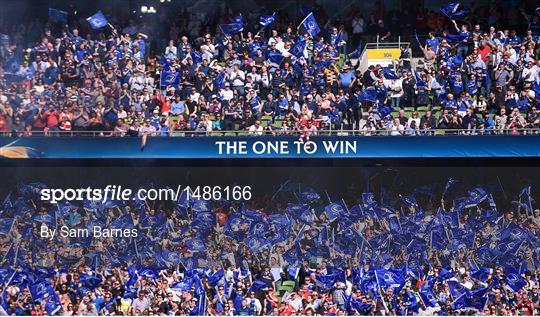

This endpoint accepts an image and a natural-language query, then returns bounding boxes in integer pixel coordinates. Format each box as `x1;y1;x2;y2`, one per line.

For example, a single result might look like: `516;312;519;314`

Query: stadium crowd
0;3;539;136
0;179;538;315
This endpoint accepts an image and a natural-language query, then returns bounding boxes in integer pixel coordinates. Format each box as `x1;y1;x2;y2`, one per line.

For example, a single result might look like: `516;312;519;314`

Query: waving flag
18;182;47;199
299;188;320;203
259;12;277;26
465;186;488;208
382;67;399;80
375;269;405;290
29;280;62;315
519;186;533;214
160;71;180;88
80;274;102;290
316;272;343;289
452;287;489;311
48;8;68;23
448;280;470;298
86;11;109;29
419;289;438;307
33;210;57;228
324;200;347;221
359;87;378;103
440;3;470;20
220;22;243;35
471;267;493;282
289;39;306;58
300;12;320;38
0;218;13;235
505;268;526;292
267;51;284;65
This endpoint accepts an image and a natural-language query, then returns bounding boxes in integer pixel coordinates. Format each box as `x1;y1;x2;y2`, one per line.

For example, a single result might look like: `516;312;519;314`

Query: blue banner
0;136;539;159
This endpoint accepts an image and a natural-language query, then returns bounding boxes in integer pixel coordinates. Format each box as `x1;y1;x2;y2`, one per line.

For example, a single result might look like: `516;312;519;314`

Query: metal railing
1;128;539;137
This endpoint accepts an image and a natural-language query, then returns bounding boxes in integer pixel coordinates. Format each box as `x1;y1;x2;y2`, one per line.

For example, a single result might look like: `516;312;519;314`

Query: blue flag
300;12;320;37
0;218;13;235
447;280;470;298
519;186;533;214
208;269;225;286
505;268;526;292
33;210;57;228
465;186;488;207
324;200;347;221
440;3;470;20
18;182;47;199
86;11;109;29
471;268;492;282
382;67;399;80
80;274;102;290
248;279;268;292
48;8;68;23
220;22;243;35
191;50;203;64
160;71;180;88
172;276;195;291
359;87;378;103
259;12;276;26
452;287;488;311
289;39;306;58
29;280;62;315
267;51;284;65
316;272;342;289
419;289;438;307
375;269;405;290
299;188;320;203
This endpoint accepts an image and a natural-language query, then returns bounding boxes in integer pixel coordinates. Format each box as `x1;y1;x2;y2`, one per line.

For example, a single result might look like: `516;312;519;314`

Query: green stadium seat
282;280;296;288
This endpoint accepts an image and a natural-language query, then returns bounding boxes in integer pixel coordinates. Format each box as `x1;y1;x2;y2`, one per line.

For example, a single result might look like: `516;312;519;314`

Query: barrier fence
1;128;539;137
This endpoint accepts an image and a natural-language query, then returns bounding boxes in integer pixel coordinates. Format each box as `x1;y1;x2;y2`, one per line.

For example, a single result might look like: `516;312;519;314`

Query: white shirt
249;125;263;135
220;88;234;101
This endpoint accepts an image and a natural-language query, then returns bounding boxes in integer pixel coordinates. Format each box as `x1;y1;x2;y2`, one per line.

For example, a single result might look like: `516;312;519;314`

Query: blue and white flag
299;188;320;203
259;12;277;27
220;22;243;35
447;280;470;298
419;289;438;307
375;269;405;290
382;67;399;80
471;267;493;282
465;186;488;208
0;218;13;235
160;71;180;88
316;272;342;289
440;3;469;20
86;11;109;29
331;31;344;47
324;200;347;221
80;274;102;290
48;8;68;23
505;268;526;292
267;51;284;65
289;39;306;58
519;186;533;214
18;182;47;199
300;12;320;38
33;210;57;228
29;280;62;315
359;88;378;103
